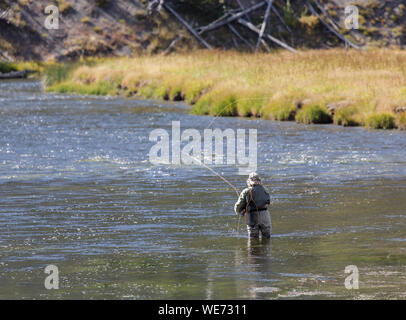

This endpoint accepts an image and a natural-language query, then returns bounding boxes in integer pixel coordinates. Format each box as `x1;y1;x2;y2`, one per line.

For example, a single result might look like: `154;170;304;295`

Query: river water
1;80;406;299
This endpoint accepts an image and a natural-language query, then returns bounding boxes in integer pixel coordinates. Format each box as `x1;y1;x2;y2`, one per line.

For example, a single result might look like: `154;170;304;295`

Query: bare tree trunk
256;0;274;52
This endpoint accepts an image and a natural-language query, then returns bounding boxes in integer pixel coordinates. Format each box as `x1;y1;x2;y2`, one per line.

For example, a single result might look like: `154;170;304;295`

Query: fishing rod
183;150;243;234
178;97;266;234
186;153;240;197
202;97;268;234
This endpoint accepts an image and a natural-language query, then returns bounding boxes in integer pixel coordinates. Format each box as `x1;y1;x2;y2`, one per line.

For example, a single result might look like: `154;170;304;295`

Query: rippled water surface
1;80;406;299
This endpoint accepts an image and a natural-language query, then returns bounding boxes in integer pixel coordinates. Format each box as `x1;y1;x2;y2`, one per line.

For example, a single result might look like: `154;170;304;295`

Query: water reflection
247;238;274;299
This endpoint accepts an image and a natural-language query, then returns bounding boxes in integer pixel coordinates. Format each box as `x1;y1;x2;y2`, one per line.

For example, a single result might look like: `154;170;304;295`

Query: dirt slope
0;0;197;61
0;0;405;61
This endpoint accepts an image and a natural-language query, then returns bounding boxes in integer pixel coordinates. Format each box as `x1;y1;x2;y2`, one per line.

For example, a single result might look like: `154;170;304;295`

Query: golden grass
45;49;406;129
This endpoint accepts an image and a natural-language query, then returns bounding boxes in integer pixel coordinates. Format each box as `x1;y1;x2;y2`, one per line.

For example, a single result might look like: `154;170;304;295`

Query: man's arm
234;188;249;215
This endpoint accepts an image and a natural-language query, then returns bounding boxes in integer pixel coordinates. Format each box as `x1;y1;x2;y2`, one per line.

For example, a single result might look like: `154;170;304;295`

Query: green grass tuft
365;113;396;129
48;80;116;96
264;99;297;121
0;62;18;73
153;84;169;100
296;104;333;124
191;95;211;115
169;84;184;101
237;96;264;117
210;94;238;117
334;106;360;127
138;83;157;99
43;63;80;86
184;82;208;105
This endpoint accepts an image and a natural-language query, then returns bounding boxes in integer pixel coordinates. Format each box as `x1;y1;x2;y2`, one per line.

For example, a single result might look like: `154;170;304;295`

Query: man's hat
247;172;261;186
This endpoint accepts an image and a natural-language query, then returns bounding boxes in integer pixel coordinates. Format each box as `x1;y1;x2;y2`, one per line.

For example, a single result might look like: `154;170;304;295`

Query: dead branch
227;24;254;49
162;3;212;49
306;1;360;50
235;0;253;23
199;1;267;34
0;8;10;21
313;0;339;31
163;35;183;55
260;38;271;52
231;36;240;50
238;18;297;53
196;12;230;33
271;6;292;34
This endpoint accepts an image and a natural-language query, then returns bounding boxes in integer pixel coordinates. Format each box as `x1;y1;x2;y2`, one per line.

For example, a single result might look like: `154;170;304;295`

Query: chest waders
237;190;255;234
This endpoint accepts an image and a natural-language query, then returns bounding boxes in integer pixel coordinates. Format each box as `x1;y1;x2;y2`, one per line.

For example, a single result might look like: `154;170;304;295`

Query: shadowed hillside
0;0;405;61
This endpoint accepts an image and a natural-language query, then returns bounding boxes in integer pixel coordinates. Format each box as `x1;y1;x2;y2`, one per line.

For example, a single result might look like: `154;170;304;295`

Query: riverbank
41;49;406;130
0;60;43;78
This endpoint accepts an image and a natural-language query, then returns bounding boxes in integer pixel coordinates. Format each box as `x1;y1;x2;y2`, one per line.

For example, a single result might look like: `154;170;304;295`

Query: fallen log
0;70;34;80
238;18;297;53
196;13;230;33
199;1;267;34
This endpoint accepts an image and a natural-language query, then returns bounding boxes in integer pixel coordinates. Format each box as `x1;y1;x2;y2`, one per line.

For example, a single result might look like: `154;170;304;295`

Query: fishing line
182;96;270;190
180;96;269;233
203;96;272;234
183;152;243;235
184;152;240;197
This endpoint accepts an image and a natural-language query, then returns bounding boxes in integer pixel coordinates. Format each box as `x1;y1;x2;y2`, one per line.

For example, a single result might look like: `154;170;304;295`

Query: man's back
247;184;270;212
234;184;270;214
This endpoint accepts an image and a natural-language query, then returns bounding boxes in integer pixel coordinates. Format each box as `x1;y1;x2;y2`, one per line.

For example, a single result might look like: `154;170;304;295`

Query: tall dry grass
45;49;406;129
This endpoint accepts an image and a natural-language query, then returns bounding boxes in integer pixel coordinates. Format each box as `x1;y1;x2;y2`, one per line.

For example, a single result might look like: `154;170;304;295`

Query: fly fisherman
234;173;271;239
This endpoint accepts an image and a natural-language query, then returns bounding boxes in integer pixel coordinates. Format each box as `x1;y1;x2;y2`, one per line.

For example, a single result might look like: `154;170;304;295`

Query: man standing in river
234;173;271;239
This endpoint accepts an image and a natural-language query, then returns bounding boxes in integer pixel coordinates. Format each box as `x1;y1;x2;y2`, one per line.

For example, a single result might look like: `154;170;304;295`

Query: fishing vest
245;185;270;226
245;185;270;214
